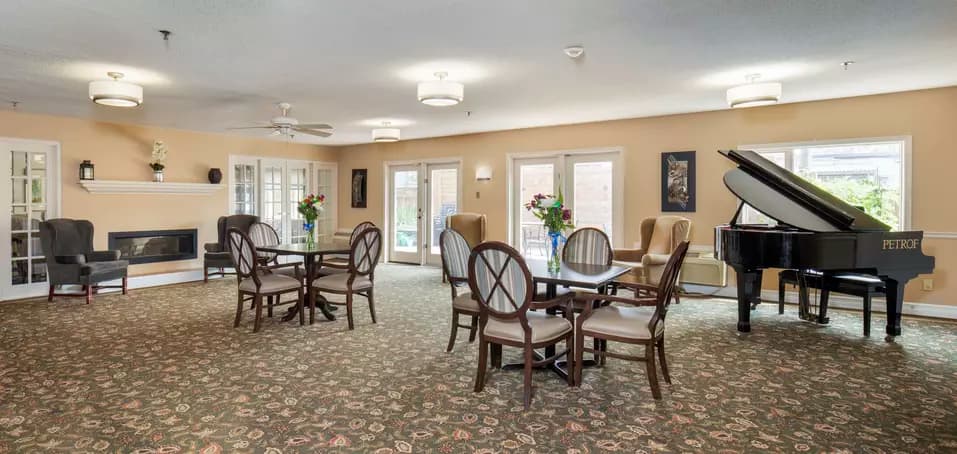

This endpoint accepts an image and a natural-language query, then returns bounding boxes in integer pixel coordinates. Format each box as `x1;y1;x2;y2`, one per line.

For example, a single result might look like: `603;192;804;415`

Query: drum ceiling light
726;74;781;108
417;71;464;107
372;122;400;142
89;72;143;107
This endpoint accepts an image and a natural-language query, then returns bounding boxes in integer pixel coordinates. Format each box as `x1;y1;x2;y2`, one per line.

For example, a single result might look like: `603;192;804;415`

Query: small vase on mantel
153;169;164;182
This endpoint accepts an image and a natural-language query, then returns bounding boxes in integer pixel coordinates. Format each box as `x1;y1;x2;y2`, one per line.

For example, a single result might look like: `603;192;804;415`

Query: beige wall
0;110;336;276
336;87;957;306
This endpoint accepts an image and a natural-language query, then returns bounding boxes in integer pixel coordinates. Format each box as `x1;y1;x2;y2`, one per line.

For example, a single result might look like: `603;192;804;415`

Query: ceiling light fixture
88;72;143;107
726;74;781;108
372;122;400;142
417;71;464;107
563;45;585;59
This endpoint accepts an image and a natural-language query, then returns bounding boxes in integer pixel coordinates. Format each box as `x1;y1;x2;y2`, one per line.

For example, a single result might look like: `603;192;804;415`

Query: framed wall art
661;151;696;212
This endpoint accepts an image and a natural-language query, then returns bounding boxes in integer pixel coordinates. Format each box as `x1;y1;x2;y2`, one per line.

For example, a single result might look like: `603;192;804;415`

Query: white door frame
425;162;463;266
1;137;62;301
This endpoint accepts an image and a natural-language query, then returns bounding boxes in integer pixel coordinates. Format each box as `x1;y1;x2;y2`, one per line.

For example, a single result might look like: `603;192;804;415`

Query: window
740;138;910;231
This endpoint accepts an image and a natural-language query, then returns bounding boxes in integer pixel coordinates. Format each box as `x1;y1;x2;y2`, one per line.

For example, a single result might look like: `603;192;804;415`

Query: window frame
738;136;912;230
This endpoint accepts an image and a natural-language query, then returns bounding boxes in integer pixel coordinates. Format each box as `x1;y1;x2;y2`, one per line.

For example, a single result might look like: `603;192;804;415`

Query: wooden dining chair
320;221;376;276
562;227;614;360
573;241;689;398
440;228;479;352
227;228;305;333
311;226;382;329
468;241;575;409
248;222;304;317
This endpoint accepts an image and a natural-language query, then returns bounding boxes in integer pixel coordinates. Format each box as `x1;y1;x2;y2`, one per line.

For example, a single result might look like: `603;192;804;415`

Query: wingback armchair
445;213;486;248
40;219;128;304
613;216;691;286
204;214;259;282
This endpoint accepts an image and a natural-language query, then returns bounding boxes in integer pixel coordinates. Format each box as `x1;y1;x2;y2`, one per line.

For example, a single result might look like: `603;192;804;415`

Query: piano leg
883;276;907;342
734;267;763;333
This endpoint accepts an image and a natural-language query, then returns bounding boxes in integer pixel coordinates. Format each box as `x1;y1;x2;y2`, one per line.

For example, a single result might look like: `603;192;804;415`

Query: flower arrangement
524;189;574;272
150;140;167;172
298;193;325;247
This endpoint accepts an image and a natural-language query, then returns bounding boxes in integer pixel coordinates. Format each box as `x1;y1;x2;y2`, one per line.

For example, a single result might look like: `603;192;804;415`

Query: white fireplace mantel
79;180;224;195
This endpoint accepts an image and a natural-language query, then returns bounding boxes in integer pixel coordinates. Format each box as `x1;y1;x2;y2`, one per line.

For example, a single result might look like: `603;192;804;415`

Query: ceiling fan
229;102;333;138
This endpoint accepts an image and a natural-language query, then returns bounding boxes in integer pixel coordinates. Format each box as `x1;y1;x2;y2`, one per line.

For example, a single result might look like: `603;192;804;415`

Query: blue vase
547;231;562;273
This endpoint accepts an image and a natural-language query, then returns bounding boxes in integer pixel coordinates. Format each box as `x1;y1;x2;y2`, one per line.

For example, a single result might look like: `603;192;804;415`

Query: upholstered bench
778;269;885;336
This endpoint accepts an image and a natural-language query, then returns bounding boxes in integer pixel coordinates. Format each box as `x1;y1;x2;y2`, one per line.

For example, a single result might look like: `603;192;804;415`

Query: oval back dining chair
468;241;575;409
227;228;304;333
563;227;613;266
573;241;690;399
440;228;479;351
311;226;382;329
248;222;281;266
321;221;377;275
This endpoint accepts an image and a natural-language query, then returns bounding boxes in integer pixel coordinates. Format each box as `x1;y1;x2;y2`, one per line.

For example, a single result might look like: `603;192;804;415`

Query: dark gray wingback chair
204;214;259;282
40;219;129;304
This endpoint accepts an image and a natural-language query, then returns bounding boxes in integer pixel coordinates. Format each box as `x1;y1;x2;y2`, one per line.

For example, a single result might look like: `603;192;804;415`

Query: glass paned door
389;165;421;263
513;158;557;259
261;161;285;239
314;163;337;243
232;163;256;215
566;155;617;245
2;140;58;300
426;164;459;265
287;163;309;244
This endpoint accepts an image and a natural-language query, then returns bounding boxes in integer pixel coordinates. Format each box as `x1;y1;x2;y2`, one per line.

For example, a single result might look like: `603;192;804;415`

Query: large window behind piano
739;137;910;231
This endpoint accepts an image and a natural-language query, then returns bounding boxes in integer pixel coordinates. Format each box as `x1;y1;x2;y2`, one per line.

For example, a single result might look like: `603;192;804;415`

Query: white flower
539;197;558;208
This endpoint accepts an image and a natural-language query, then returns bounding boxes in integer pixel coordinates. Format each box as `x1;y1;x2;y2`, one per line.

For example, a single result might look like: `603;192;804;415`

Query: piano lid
719;149;890;232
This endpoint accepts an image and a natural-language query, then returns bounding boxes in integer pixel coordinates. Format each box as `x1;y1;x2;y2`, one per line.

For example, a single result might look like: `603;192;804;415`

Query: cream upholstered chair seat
581;305;663;340
452;291;480;312
614;216;691;285
484;312;573;344
313;272;373;292
239;273;302;293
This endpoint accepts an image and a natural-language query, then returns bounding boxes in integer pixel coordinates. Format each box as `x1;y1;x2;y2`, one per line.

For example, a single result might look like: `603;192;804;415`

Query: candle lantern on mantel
79;160;95;180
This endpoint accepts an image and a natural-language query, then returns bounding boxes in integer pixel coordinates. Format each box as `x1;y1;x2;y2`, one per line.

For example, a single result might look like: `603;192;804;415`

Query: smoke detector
563;45;585;59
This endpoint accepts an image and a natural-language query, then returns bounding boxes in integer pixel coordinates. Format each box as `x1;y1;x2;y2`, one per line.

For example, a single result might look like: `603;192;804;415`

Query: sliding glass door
389;165;421;263
387;161;460;264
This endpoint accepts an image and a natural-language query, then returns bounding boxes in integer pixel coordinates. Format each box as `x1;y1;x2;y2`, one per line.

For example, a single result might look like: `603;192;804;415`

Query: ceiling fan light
417;72;464;107
88;73;143;107
372;127;401;142
726;82;781;108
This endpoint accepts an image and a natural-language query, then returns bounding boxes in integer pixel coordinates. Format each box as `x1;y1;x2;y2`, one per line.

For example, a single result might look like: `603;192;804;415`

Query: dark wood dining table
505;259;631;380
257;242;351;322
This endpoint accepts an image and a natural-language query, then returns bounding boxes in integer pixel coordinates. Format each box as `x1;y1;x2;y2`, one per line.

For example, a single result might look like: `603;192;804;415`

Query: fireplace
108;229;198;265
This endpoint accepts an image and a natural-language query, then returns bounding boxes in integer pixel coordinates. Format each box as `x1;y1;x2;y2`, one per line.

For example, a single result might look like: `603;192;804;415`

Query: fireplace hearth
108;229;198;265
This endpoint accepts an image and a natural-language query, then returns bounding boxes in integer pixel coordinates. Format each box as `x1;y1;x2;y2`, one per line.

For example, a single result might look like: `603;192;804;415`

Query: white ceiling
1;0;956;145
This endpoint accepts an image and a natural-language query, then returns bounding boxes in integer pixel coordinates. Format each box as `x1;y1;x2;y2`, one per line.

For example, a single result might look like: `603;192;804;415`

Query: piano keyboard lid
719;149;891;233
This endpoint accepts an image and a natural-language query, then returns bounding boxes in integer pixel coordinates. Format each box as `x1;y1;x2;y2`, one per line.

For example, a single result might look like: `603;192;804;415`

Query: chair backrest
351;221;376;244
440;228;471;284
446;213;486;248
217;214;259;248
468;241;533;319
227;227;259;283
39;218;95;258
640;216;692;255
649;241;690;329
248;222;280;264
349;227;382;276
562;227;613;265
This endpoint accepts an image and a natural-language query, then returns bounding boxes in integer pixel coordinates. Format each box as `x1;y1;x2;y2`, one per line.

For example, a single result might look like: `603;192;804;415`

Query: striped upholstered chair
440;228;480;351
562;227;614;306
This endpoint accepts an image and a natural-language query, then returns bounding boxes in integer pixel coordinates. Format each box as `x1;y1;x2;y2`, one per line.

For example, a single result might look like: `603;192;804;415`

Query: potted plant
150;140;167;182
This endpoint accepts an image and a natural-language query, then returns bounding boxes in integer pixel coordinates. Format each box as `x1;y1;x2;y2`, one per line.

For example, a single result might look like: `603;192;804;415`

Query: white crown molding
925;232;957;240
79;180;224;195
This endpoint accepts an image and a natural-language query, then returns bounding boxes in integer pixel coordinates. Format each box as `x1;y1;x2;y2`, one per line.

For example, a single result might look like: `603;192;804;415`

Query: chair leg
309;289;316;325
863;294;872;337
565;335;574;386
491;344;502;369
122;277;128;295
474;339;488;392
523;346;534;409
657;337;671;384
574;332;586;387
297;287;305;326
593;338;601;364
345;292;355;330
446;311;460;352
234;293;244;328
85;285;93;304
367;288;377;324
204;267;208;283
468;316;478;342
48;284;54;302
600;340;607;366
673;292;680;305
253;294;264;333
267;296;273;318
645;343;661;399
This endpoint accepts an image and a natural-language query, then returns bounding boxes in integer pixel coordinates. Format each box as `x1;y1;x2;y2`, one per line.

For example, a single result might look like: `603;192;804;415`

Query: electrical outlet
475;191;480;199
922;278;934;291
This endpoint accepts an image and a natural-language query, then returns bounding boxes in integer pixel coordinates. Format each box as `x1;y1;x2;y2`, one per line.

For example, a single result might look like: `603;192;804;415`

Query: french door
387;161;460;264
511;151;621;257
0;139;60;300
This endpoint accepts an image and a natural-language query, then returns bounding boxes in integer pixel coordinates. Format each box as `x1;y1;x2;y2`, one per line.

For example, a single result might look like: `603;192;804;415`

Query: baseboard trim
0;269;228;302
681;284;957;320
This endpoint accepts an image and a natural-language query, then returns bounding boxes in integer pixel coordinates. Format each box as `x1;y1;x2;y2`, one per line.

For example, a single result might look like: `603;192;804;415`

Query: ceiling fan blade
227;126;276;130
292;127;332;137
295;123;333;130
271;130;282;136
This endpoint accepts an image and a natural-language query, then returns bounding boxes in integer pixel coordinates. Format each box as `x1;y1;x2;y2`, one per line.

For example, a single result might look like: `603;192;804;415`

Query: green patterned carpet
1;264;955;453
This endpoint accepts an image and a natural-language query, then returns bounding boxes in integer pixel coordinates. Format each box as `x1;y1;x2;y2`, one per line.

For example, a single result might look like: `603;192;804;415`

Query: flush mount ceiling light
88;72;143;107
726;74;781;108
372;122;400;142
417;71;464;107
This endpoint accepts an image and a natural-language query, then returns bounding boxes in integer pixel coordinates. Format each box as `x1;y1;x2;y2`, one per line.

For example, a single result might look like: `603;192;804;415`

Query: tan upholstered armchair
613;216;691;286
445;213;486;248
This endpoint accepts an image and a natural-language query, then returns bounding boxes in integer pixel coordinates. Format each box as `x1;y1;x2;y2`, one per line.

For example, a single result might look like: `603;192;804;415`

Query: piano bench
778;270;885;336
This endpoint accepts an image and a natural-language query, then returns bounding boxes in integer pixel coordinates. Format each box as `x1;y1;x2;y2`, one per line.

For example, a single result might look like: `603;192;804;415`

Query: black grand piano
715;149;935;341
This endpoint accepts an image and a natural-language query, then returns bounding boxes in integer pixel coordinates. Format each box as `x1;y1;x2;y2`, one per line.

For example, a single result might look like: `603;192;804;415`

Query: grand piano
715;149;935;341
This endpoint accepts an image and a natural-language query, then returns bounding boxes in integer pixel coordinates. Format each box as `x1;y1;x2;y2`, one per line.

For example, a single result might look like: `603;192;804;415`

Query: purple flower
561;208;571;221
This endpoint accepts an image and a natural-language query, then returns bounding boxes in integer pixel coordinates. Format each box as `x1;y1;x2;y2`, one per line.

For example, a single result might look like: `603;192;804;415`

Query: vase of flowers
525;190;574;273
298;193;325;248
150;140;167;182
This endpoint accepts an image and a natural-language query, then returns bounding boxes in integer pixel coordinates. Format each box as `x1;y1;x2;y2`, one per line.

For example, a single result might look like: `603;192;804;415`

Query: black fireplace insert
108;229;198;265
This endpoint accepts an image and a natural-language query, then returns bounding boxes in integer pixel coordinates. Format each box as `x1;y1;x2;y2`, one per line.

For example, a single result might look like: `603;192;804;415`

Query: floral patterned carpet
1;264;956;453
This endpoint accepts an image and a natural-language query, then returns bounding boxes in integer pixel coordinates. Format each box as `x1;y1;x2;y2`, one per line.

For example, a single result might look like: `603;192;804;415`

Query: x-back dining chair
311;226;382;329
573;241;690;399
320;221;376;276
468;241;575;409
227;227;305;333
440;228;479;351
248;222;304;317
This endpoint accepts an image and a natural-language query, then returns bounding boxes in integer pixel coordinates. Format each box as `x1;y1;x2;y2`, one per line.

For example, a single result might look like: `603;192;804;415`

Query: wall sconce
475;165;493;181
